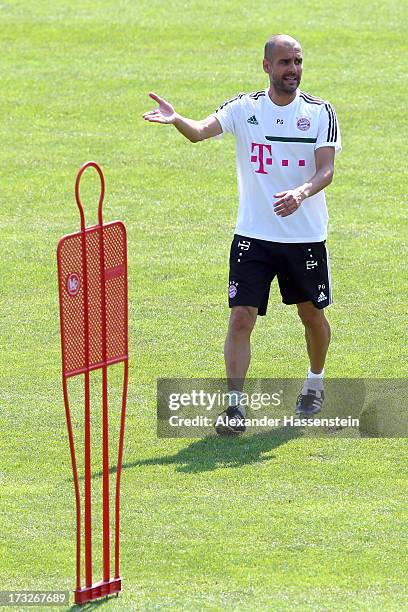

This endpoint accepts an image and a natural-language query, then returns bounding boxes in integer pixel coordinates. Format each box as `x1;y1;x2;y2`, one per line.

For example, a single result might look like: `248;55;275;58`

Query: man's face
263;44;303;93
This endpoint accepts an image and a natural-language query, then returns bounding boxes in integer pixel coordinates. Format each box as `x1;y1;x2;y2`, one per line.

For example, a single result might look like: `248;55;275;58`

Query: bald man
143;34;341;435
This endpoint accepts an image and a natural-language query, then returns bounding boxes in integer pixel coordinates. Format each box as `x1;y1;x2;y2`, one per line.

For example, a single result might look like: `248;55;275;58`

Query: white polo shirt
213;88;341;243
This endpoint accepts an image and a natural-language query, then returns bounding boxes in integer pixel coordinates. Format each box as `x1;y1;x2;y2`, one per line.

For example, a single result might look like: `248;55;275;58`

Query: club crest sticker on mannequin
67;273;80;296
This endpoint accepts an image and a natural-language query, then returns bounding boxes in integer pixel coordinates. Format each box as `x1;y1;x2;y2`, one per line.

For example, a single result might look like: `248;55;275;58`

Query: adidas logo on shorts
247;115;258;125
317;291;327;303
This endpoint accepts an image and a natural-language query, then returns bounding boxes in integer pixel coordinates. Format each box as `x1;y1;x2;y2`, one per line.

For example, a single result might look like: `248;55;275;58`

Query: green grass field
1;0;407;610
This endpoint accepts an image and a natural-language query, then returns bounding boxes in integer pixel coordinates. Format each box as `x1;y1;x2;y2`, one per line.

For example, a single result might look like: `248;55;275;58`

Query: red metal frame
57;162;128;605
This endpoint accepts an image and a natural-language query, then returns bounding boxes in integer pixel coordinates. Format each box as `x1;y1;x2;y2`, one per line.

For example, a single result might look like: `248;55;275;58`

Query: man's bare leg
224;306;258;391
215;306;258;435
297;301;331;374
296;301;330;413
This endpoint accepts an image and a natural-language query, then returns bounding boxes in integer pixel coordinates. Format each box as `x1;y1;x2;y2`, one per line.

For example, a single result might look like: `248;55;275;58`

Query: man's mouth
284;76;297;84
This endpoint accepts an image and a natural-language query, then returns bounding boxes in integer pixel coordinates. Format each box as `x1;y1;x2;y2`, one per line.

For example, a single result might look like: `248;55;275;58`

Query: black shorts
228;234;332;316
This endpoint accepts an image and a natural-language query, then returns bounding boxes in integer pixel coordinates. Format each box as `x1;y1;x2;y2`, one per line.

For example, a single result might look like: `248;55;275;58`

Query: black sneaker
295;389;324;415
214;406;246;436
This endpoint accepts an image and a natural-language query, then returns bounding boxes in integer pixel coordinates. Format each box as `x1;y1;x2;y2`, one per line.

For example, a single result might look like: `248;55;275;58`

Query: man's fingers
273;192;290;206
273;197;289;207
274;202;297;216
143;116;168;124
149;91;164;104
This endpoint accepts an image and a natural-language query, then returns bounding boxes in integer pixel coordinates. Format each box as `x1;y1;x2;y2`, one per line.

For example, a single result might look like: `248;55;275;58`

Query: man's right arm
143;92;222;143
173;114;222;142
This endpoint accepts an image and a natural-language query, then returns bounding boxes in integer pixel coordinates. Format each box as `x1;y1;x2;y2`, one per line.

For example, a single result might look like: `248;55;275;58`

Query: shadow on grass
68;593;118;611
70;428;303;483
107;426;302;475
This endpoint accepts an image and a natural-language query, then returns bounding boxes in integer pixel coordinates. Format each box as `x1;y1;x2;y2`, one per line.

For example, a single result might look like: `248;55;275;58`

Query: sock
303;368;324;393
228;390;245;417
308;367;324;379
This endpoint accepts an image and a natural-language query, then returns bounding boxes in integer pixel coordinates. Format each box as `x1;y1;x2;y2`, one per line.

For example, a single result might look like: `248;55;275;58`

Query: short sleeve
315;103;342;154
212;94;244;136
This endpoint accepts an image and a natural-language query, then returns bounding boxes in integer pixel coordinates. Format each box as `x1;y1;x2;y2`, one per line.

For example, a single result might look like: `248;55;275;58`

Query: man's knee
297;302;327;328
228;306;257;334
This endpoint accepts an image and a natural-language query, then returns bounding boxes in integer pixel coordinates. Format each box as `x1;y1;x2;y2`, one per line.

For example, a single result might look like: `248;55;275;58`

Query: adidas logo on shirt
317;291;327;303
247;115;258;125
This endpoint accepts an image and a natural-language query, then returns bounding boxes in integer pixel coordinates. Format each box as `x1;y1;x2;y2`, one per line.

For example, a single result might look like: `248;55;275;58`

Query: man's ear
263;58;271;74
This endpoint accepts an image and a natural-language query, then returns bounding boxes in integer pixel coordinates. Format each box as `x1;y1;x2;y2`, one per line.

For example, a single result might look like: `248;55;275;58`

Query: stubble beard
273;75;301;94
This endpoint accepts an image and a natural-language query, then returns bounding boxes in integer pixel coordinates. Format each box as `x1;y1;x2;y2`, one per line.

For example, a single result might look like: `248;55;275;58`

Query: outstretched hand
143;92;177;124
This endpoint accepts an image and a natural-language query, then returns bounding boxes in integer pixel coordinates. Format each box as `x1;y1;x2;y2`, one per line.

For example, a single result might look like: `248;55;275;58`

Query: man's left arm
273;146;335;217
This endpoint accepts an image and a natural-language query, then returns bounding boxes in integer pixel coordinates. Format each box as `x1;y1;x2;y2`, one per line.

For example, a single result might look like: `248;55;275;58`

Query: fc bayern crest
229;283;238;299
67;273;80;296
297;117;311;131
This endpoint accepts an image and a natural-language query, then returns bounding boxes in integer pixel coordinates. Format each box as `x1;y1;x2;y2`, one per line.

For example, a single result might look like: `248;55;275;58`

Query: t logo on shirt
250;141;306;173
250;143;272;174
